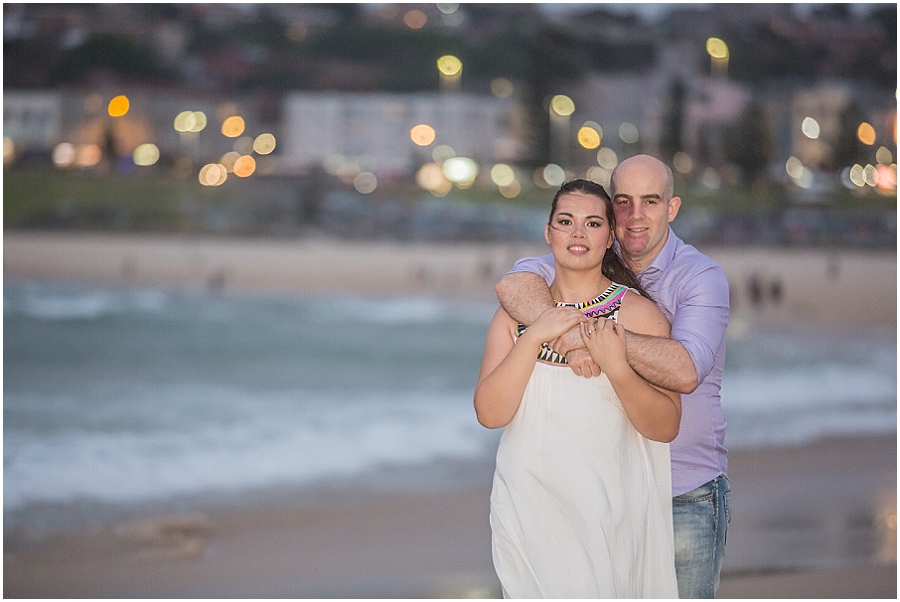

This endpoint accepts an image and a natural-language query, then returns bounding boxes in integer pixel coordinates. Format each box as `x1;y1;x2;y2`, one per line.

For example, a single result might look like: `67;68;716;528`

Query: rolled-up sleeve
506;253;555;286
670;264;729;383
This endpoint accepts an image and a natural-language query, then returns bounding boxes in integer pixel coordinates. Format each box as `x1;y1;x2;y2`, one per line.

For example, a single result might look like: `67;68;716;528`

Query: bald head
611;154;675;202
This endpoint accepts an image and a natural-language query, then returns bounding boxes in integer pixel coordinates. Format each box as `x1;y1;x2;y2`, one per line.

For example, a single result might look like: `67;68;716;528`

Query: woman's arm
582;293;682;442
474;305;585;429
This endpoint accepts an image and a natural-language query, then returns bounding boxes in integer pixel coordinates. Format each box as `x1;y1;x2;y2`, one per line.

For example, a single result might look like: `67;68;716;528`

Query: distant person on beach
495;155;730;598
474;179;681;597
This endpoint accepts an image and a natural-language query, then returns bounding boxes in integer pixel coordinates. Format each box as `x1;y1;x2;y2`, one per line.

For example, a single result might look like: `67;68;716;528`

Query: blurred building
4;91;62;153
280;92;522;176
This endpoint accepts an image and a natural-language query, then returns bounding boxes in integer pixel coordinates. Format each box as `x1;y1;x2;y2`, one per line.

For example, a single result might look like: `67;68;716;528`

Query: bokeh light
499;180;521;199
442;156;478;183
253;133;276;155
190;111;207;133
875;146;893;165
221;116;246;138
801;117;820;139
619;122;639;144
876;164;897;191
586;166;611;187
437;3;459;13
354;172;377;194
233;136;254;155
706;37;729;59
785;156;804;179
416;162;452;196
404;9;427;29
220;151;241;173
76;144;102;168
233;155;256;178
490;163;516;187
4;137;15;165
848;164;865;187
52;142;76;167
857;122;876;145
437;55;462;77
673;151;693;174
199;163;227;186
286;21;309;42
432;144;455;164
543;163;566;187
701;167;722;189
596;147;618;170
490;78;514;98
107;95;130;117
577;125;601;149
550;95;575;117
410;124;437;146
863;164;878;187
174;110;207;133
133;143;160;166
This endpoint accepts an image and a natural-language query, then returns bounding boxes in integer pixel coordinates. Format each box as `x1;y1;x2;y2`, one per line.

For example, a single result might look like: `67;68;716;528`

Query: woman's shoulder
618;288;670;337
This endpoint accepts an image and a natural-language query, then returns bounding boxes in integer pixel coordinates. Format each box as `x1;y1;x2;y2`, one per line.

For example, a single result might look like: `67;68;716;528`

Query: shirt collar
637;227;678;276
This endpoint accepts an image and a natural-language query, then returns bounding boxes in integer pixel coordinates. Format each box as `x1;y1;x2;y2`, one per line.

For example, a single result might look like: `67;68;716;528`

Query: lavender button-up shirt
507;228;729;496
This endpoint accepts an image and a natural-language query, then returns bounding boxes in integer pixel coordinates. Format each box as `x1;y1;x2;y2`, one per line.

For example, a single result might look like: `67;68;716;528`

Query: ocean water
4;279;896;529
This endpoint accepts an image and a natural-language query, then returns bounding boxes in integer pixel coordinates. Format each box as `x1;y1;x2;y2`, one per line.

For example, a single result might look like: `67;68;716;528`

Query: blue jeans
673;475;731;598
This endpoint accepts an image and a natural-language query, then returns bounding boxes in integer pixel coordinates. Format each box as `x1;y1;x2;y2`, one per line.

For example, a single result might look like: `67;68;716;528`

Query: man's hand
548;325;585;357
565;348;602;378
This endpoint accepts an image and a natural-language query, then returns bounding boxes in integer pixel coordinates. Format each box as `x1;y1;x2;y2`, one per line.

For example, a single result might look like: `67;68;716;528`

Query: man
495;154;730;598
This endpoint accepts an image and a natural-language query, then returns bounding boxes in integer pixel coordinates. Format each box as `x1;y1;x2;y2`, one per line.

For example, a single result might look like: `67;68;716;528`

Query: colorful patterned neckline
516;282;629;366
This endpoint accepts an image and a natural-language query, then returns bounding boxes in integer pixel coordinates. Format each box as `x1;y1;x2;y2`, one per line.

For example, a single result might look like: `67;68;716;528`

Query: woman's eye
588;221;602;228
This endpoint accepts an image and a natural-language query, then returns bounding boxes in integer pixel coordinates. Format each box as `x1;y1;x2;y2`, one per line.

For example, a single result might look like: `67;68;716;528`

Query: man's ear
667;196;682;223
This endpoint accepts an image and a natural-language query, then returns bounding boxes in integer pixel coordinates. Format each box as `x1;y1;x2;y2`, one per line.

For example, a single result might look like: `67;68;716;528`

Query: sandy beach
4;434;896;598
3;231;897;326
3;231;897;598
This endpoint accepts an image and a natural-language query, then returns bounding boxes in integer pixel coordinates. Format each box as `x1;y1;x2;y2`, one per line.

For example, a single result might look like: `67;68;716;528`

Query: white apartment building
280;92;521;175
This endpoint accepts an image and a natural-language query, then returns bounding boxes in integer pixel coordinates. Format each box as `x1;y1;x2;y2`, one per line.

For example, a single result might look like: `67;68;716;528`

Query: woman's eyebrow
555;212;604;220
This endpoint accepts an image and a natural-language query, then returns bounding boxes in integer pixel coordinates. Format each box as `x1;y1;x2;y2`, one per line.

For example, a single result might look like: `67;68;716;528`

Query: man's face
611;159;680;272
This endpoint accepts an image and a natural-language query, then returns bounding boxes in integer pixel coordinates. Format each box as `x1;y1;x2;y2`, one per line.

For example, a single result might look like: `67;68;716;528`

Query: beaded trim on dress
516;282;629;366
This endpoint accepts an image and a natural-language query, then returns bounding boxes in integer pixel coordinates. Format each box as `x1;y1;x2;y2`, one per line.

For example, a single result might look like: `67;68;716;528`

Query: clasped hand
530;310;628;379
580;317;628;378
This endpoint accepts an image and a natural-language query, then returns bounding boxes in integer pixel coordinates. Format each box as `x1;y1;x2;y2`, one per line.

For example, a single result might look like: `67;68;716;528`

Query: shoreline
4;433;896;598
4;230;897;326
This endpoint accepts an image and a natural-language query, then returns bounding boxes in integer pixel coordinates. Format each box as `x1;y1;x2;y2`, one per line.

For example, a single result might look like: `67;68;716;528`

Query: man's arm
626;265;729;394
494;271;554;326
624;332;697;393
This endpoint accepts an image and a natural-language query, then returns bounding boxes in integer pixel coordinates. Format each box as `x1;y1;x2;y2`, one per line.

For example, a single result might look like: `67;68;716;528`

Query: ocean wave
3;388;495;511
4;282;168;321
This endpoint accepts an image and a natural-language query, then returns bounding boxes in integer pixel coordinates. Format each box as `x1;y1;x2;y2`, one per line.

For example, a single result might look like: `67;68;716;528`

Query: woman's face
545;191;613;270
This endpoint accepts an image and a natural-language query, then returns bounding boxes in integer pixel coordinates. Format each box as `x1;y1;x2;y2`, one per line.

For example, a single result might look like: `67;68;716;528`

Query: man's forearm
495;272;554;325
625;331;699;394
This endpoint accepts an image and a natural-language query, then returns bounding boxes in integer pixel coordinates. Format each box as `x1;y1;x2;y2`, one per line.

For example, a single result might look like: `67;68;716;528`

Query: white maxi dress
489;285;678;598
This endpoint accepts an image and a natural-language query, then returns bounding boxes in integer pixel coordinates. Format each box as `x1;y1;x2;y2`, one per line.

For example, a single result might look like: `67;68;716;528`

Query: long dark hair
549;179;651;300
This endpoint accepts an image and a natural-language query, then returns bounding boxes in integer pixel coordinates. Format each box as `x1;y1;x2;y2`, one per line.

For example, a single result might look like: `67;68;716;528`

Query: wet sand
4;434;895;598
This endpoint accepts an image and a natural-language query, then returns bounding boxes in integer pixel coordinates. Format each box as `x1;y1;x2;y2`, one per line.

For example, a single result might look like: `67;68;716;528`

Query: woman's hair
549;179;651;300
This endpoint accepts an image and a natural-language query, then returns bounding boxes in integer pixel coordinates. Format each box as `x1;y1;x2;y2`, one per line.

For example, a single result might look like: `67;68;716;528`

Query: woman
474;179;680;598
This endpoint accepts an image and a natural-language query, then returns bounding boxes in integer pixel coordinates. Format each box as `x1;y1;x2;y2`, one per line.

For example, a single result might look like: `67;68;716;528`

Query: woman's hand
581;317;629;377
519;306;586;346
